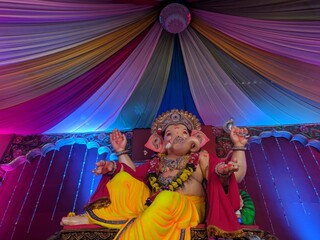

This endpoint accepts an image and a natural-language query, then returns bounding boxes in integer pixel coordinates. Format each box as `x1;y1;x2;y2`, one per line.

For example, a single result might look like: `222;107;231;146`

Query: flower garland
145;152;199;206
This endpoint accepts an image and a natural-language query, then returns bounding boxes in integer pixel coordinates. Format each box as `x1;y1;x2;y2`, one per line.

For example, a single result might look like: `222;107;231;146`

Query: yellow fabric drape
88;172;205;240
118;192;205;240
88;172;151;229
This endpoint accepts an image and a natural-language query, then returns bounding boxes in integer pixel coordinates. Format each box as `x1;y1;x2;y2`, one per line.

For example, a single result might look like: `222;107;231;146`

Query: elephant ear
144;133;165;153
191;130;210;148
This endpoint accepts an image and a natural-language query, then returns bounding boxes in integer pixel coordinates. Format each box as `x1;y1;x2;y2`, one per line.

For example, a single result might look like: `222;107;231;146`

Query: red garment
85;153;243;238
205;153;244;238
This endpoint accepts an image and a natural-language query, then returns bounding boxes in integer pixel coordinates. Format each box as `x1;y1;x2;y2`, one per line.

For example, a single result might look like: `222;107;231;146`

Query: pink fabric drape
0;31;147;134
0;1;319;135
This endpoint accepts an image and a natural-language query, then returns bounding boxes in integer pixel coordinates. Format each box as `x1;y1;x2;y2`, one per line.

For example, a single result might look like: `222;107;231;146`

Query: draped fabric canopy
1;0;319;134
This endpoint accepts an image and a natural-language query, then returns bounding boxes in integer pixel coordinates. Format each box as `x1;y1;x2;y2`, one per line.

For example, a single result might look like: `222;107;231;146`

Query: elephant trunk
169;137;201;156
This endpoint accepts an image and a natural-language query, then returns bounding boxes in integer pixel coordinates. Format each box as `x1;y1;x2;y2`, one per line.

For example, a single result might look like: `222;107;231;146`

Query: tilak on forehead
151;109;201;135
165;125;187;135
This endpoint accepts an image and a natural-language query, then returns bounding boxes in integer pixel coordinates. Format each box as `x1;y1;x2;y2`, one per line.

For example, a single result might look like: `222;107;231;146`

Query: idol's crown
151;109;201;134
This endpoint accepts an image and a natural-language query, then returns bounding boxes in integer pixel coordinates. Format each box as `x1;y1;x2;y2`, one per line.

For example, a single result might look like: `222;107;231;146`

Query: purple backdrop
0;127;319;240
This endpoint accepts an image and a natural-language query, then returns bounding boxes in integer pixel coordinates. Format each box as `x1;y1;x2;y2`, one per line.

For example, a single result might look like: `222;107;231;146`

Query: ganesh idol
60;109;249;239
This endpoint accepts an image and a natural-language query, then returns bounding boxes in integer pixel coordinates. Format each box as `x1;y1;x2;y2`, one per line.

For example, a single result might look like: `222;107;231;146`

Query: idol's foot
60;213;89;226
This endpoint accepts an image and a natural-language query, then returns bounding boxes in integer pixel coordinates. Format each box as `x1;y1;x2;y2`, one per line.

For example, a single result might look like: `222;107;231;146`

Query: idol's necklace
159;155;187;172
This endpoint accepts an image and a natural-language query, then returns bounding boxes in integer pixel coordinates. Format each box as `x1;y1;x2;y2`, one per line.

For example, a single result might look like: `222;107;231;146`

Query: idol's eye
166;132;171;137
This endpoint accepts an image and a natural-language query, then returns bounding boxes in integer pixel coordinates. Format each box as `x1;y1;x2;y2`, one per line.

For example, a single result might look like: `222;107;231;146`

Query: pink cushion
63;224;102;230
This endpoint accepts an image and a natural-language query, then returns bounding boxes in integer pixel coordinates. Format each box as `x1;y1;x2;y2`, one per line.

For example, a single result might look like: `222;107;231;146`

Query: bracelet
107;161;117;176
232;146;247;151
116;149;130;157
215;162;231;178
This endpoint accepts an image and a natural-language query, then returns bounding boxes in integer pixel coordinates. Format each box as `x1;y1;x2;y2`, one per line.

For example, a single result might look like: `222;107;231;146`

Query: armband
232;146;247;151
107;161;117;176
116;149;130;157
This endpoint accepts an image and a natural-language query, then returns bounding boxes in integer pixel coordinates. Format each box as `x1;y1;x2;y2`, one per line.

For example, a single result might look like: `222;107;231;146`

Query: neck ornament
146;152;199;206
159;155;188;172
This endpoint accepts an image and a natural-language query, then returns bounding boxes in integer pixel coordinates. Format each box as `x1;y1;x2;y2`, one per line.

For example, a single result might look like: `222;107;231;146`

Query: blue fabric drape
157;35;203;123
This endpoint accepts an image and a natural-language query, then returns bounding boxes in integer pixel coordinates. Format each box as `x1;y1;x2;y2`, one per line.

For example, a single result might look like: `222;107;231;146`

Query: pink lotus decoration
159;3;191;34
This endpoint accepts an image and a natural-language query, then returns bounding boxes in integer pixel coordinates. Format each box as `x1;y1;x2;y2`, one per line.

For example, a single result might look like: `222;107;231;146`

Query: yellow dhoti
87;172;205;240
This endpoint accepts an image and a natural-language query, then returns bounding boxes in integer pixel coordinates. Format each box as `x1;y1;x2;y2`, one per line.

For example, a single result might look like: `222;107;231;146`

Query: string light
0;163;28;229
90;151;100;196
248;146;275;232
261;139;290;227
294;144;320;202
51;145;74;220
275;138;307;214
28;150;57;233
72;148;88;212
10;155;44;239
308;145;320;171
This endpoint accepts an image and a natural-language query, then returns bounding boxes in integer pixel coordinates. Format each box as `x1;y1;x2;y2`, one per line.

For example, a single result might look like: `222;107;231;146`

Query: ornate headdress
151;109;201;134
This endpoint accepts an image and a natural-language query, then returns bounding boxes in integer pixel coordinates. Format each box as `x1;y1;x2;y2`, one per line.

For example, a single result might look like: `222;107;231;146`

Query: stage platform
49;224;279;240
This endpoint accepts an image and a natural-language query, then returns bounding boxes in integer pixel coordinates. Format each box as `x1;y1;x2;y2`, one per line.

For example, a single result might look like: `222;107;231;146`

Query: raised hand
230;126;249;146
110;128;127;152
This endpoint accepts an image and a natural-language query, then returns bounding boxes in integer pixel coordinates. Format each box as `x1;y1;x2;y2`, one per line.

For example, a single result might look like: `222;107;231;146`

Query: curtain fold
110;31;174;130
193;0;320;20
0;10;156;65
0;1;154;23
191;18;320;103
157;35;203;122
0;11;158;109
0;0;319;134
180;28;275;126
46;22;163;133
0;28;148;134
197;33;320;125
192;9;320;66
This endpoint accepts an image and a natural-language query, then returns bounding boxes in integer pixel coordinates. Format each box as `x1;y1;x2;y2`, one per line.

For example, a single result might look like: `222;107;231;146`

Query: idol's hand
110;129;127;152
230;126;249;146
217;158;240;176
92;160;115;176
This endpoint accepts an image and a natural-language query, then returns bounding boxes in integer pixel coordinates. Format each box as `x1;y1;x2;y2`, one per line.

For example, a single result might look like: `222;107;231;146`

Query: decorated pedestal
49;224;279;240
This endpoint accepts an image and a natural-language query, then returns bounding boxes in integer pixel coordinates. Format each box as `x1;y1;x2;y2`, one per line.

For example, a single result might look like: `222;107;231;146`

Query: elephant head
145;124;210;156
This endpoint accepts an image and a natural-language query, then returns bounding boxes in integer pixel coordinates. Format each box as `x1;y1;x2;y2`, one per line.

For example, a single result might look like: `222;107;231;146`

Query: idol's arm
110;128;136;171
231;150;247;183
229;126;249;183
